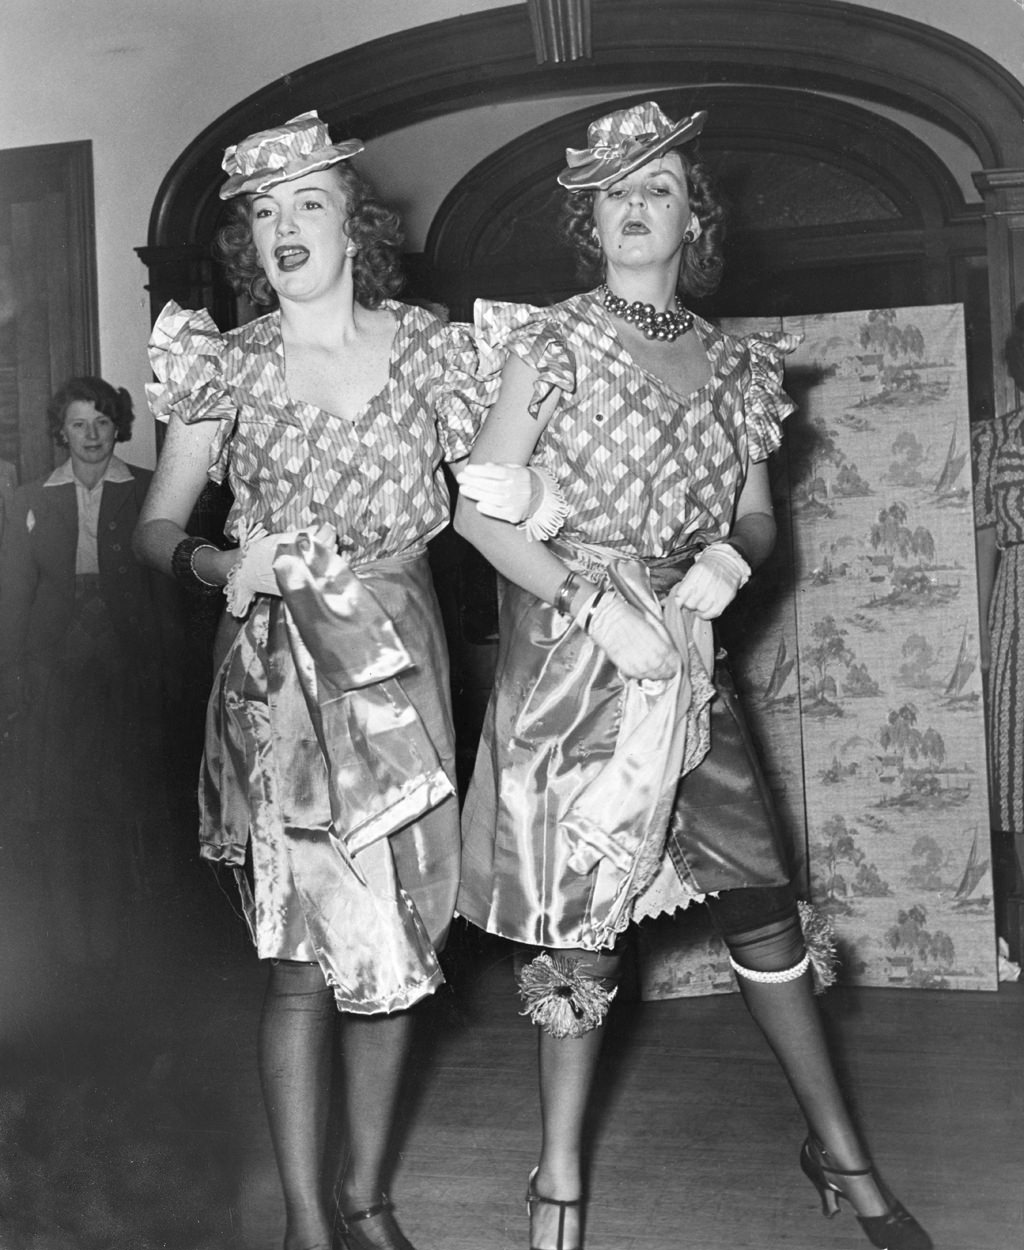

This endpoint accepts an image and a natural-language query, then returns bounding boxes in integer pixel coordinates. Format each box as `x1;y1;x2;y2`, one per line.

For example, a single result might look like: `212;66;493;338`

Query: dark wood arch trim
146;0;1024;252
426;88;973;270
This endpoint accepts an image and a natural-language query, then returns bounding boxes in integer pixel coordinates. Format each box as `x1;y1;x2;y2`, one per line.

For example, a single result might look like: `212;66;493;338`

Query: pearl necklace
600;284;694;342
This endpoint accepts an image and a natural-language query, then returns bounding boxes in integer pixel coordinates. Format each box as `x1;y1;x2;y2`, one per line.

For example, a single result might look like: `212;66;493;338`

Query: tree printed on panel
884;905;956;988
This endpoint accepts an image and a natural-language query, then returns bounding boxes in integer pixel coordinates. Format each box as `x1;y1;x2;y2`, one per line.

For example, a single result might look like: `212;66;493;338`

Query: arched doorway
139;0;1024;416
423;85;992;409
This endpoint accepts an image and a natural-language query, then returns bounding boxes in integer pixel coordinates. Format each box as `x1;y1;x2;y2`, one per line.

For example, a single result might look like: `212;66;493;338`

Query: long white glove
577;589;679;681
456;463;568;540
671;541;751;620
223;523;303;617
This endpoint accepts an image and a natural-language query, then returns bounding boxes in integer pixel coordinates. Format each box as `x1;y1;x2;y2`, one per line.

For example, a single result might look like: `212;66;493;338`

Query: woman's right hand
579;591;679;680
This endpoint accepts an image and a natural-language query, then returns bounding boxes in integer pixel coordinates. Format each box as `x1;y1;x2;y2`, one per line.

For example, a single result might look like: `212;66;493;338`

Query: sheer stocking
258;960;335;1250
332;1011;417;1249
258;961;419;1250
710;895;889;1219
532;946;622;1250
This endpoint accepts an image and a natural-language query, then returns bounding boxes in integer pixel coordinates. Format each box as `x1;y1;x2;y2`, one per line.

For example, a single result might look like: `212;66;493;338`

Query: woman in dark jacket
0;376;182;959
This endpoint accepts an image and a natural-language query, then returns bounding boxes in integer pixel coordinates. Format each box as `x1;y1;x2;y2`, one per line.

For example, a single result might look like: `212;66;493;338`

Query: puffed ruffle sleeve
971;417;997;528
473;300;577;420
146;301;238;483
434;320;488;462
744;331;802;461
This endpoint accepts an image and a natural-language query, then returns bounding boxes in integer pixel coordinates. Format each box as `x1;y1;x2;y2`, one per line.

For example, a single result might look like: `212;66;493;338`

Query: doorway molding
142;0;1024;411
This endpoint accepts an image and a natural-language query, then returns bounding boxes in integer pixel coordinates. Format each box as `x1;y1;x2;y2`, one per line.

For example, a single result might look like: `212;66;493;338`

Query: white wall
1;0;1021;467
0;0;511;467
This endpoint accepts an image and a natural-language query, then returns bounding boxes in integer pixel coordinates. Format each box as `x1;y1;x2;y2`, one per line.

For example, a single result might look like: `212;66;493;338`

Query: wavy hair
560;147;727;299
47;376;134;444
214;163;405;310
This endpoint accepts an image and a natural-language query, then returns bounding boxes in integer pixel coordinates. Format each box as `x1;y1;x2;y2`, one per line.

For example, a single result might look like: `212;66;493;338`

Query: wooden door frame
0;140;98;482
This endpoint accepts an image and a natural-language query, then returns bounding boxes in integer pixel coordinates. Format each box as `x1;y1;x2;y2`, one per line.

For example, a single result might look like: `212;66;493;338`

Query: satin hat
558;101;707;191
220;110;364;200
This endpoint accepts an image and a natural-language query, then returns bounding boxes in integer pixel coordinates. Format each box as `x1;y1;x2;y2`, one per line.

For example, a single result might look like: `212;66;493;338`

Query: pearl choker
599;285;694;342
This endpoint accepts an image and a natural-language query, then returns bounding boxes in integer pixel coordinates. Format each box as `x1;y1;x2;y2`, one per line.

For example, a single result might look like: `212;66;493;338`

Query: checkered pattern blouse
148;300;481;561
473;290;799;558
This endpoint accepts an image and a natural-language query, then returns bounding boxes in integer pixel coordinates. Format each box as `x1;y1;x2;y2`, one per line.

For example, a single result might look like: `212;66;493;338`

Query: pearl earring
345;244;358;257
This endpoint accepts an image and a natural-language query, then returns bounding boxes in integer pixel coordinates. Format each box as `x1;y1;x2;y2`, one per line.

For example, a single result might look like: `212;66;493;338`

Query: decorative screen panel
639;304;997;995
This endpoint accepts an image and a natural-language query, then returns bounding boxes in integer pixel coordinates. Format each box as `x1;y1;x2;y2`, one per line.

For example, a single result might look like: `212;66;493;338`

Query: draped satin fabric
201;545;460;1013
458;544;791;953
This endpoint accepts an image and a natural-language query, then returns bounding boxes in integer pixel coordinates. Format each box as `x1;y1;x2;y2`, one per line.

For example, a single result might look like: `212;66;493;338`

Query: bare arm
132;415;239;586
727;458;777;570
454;353;678;679
453;354;599;614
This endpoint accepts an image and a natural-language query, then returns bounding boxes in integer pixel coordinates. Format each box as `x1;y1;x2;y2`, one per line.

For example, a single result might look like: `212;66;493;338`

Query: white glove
578;589;679;681
456;463;568;540
223;523;301;617
671;541;751;620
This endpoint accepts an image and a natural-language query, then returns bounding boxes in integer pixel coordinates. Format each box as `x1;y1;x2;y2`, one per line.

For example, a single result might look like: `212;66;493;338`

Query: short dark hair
560;147;727;299
214;163;406;310
47;377;134;444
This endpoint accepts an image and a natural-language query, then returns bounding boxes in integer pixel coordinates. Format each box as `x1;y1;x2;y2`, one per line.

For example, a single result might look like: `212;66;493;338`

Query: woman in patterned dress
454;102;930;1250
134;112;481;1250
973;369;1024;912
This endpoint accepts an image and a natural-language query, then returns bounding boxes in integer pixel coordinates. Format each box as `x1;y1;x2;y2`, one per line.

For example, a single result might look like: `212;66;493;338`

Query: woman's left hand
672;542;751;620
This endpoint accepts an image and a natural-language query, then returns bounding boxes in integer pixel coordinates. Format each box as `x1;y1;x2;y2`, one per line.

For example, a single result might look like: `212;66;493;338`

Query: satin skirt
458;572;791;952
200;550;460;1013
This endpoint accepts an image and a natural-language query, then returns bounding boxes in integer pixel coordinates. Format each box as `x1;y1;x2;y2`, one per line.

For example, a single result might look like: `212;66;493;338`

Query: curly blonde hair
214;163;405;310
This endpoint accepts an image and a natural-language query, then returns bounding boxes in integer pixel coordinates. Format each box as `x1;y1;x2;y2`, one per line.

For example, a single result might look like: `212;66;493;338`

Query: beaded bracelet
171;535;222;596
553;570;580;616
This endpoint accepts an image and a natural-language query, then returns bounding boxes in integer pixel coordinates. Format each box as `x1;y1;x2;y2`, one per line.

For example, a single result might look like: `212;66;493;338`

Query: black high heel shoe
334;1197;416;1250
799;1137;932;1250
526;1168;583;1250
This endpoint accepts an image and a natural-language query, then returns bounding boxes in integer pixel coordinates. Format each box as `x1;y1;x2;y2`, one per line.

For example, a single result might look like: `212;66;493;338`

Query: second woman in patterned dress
454;101;931;1250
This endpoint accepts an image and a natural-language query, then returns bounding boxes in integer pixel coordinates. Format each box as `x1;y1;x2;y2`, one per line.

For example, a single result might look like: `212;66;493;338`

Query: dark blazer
0;463;180;673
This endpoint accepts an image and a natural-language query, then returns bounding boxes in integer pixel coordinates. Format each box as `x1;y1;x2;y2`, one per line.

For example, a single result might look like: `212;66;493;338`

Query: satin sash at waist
272;535;455;860
538;537;716;947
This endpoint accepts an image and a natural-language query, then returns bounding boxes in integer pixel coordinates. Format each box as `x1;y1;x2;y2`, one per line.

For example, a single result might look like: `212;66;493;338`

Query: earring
247;269;266;304
345;244;358;257
683;229;696;243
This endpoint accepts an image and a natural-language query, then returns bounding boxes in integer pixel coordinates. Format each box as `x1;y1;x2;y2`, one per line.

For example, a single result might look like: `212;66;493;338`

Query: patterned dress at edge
458;290;800;952
147;299;480;1011
972;411;1024;832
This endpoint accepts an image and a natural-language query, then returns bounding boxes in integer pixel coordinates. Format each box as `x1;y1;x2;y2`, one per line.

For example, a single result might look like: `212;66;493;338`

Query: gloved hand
223;522;301;617
672;541;751;620
456;463;534;521
456;463;568;539
578;590;679;681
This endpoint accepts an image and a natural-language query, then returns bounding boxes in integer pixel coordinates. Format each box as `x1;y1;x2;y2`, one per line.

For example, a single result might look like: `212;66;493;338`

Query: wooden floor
1;859;1022;1250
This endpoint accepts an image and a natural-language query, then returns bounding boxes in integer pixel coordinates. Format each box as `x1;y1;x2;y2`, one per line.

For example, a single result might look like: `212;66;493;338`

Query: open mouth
622;220;649;235
275;245;309;271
